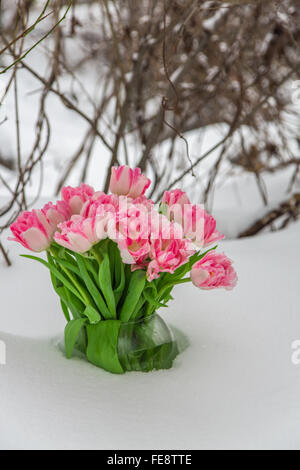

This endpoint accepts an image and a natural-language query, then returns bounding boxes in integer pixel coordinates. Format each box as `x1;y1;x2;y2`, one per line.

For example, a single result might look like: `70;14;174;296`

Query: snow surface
1;220;300;450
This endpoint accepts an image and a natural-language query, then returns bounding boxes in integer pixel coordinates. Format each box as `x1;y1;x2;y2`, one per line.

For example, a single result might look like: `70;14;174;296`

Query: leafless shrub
239;193;300;237
0;0;300;265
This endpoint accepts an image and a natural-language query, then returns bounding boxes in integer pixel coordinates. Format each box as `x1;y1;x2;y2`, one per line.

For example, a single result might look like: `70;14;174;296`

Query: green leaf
64;318;86;359
143;289;168;309
22;254;85;303
74;253;111;319
159;285;174;303
109;241;124;280
189;246;217;269
86;320;124;374
47;253;87;321
47;252;65;297
63;287;85;320
52;256;81;277
159;202;168;216
108;241;116;285
83;256;99;286
110;246;125;306
119;270;146;322
146;279;158;296
132;296;146;319
98;244;116;318
60;299;71;322
83;305;101;324
113;261;125;306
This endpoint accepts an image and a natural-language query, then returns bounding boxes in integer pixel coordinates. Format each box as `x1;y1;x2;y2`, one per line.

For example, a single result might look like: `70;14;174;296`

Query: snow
211;167;297;238
1;220;300;449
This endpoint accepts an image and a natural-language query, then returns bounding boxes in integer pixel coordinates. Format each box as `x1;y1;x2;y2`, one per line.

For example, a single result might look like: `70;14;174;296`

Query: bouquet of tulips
9;165;237;373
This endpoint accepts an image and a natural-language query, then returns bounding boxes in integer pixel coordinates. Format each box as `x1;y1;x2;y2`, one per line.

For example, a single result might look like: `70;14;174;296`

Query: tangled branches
0;0;300;265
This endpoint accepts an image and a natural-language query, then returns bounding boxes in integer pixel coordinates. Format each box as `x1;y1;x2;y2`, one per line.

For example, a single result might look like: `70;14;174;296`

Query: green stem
157;277;191;298
50;249;90;305
174;277;192;285
60;265;90;305
92;247;102;266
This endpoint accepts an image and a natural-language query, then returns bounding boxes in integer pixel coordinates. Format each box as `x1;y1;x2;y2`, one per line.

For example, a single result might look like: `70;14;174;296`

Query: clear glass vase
117;314;179;372
74;313;179;374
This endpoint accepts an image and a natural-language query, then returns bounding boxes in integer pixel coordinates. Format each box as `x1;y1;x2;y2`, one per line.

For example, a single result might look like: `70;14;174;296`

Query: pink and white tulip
80;192;119;219
161;195;224;248
109;166;151;199
8;164;236;291
113;203;151;264
42;201;70;226
54;213;115;253
9;201;70;252
183;205;225;248
62;183;94;215
147;217;195;281
161;189;190;210
131;195;154;210
191;251;238;290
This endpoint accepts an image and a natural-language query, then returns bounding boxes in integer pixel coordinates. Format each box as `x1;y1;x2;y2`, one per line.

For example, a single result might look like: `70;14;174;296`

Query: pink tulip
166;203;224;248
160;189;191;229
61;183;94;215
146;260;161;281
109;166;151;198
161;189;191;209
160;190;224;247
149;212;183;241
9;211;51;252
42;201;70;226
147;217;195;281
191;251;238;290
201;209;225;247
113;203;151;264
118;203;150;241
184;205;225;248
131;195;154;210
80;192;119;219
9;201;70;252
118;238;150;265
54;213;114;253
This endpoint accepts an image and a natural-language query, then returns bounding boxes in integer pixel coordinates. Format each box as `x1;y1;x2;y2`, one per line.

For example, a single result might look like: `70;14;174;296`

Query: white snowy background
1;217;300;450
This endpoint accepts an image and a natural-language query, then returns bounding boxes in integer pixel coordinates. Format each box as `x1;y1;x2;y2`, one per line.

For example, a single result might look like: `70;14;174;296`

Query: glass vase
118;313;179;372
74;313;179;374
